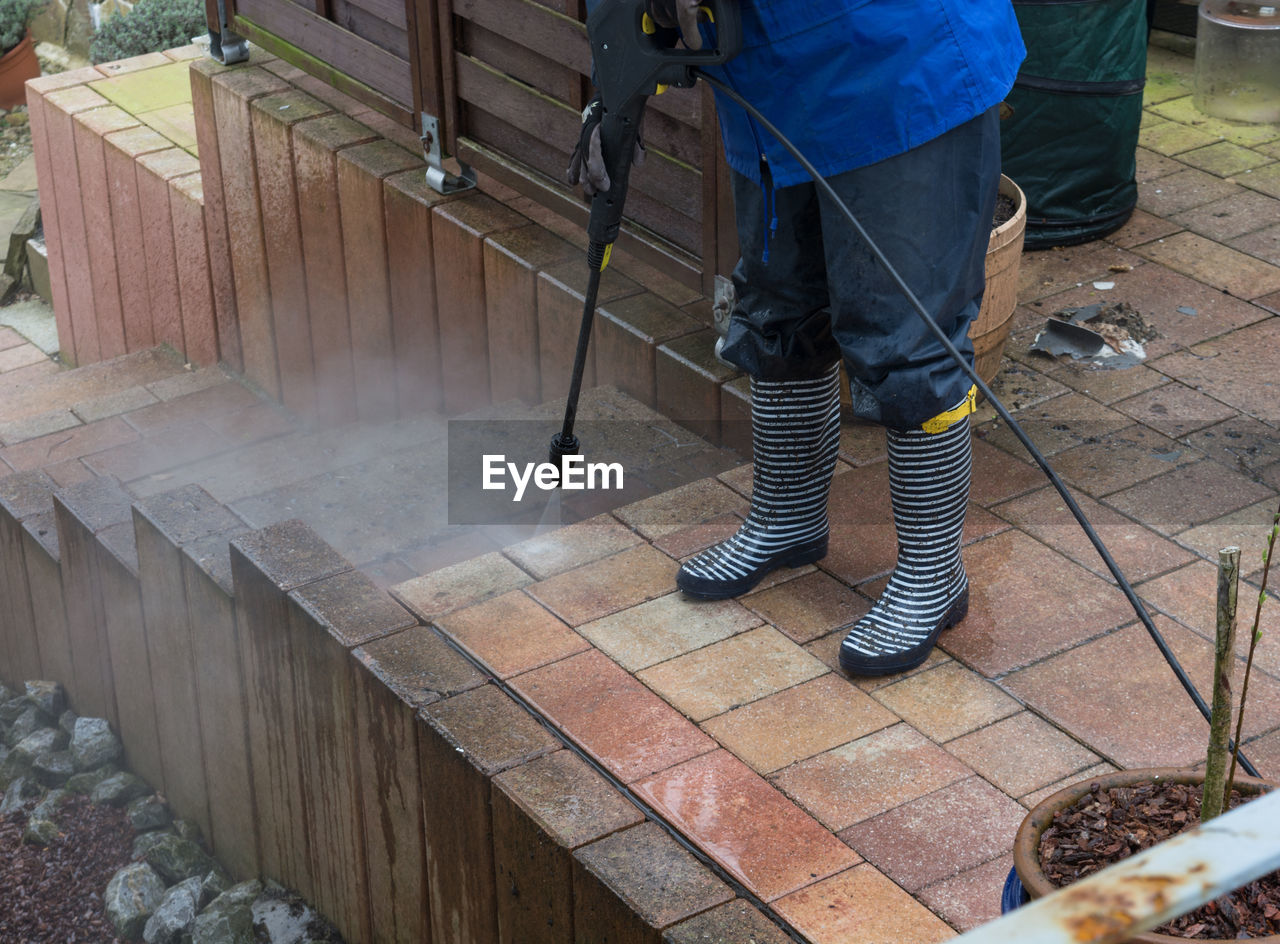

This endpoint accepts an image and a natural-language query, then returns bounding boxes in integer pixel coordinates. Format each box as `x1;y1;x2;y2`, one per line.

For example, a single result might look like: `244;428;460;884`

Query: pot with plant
0;0;43;110
1005;501;1280;941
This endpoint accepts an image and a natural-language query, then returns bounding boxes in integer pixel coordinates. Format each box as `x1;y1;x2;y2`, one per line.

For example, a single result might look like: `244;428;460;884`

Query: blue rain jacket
701;0;1025;188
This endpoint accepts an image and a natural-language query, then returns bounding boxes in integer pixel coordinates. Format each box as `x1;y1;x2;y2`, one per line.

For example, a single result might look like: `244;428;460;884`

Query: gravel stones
105;862;167;940
0;679;342;942
32;749;75;786
191;881;262;944
0;748;31;790
1;775;40;814
91;770;150;806
6;705;52;747
22;791;70;844
66;763;119;795
0;694;27;723
143;876;202;944
12;726;69;763
134;829;173;860
23;816;60;845
173;818;204;844
252;888;342;943
71;717;123;770
144;833;218;884
23;681;66;717
31;787;70;821
201;868;232;903
127;794;172;831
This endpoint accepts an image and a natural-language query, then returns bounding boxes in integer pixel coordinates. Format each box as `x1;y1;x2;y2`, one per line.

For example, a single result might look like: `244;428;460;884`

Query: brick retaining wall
28;49;743;439
0;474;785;942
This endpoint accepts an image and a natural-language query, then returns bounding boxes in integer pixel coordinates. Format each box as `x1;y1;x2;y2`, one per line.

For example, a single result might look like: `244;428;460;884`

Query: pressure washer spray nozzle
547;431;581;486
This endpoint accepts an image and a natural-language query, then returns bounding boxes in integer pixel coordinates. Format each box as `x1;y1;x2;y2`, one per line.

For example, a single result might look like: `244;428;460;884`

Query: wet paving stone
772;724;972;831
510;649;716;784
1105;457;1275;536
526;544;678;626
637;626;828;723
394;550;533;621
991;484;1195;583
701;673;896;775
773;864;955;944
839;776;1026;893
1004;616;1280;768
945;711;1102;798
435;589;591;678
577;591;761;673
942;529;1136;676
634;749;861;902
872;661;1021;744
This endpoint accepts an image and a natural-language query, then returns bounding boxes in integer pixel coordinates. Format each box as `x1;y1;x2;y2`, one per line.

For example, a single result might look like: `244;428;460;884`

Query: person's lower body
688;107;1001;672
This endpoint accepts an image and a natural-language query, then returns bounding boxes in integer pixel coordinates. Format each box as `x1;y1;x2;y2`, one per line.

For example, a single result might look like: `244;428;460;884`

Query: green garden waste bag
1001;0;1149;248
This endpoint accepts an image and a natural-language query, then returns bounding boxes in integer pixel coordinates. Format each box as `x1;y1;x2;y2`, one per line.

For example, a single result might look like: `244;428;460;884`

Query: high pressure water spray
556;0;1256;776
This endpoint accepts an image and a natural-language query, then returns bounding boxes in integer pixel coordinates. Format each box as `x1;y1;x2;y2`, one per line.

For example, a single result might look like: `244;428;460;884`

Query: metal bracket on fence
421;113;476;195
208;0;249;64
956;788;1280;944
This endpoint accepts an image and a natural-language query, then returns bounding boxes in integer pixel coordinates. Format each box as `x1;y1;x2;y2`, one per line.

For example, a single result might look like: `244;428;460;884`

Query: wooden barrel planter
971;173;1027;386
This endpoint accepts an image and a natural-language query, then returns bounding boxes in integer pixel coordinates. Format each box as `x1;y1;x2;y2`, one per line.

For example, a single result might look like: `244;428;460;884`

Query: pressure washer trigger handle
586;104;645;249
588;0;741;112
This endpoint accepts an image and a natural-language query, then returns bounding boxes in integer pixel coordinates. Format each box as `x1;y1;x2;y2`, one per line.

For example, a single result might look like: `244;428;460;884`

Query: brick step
0;346;193;429
1;333;743;585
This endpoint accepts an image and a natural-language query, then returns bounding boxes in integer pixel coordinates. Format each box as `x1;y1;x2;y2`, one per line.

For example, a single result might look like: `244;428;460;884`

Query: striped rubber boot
838;409;972;676
677;362;841;599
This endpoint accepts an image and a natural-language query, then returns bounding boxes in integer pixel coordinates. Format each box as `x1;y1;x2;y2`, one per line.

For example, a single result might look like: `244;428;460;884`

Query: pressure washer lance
554;0;1256;776
549;0;742;473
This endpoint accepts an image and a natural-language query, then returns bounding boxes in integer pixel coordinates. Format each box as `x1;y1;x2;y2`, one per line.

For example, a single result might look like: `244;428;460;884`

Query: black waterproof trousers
718;106;1003;431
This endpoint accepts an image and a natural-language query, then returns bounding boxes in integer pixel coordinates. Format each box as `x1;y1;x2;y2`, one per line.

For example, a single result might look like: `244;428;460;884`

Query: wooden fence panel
201;0;735;290
447;0;719;288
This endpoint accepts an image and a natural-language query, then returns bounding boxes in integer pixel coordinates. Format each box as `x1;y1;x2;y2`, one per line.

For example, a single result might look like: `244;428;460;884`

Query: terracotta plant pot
1010;767;1280;944
970;173;1027;386
0;32;40;110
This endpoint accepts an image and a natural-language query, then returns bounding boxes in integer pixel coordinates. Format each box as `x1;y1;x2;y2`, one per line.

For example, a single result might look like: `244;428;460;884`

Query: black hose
699;71;1259;778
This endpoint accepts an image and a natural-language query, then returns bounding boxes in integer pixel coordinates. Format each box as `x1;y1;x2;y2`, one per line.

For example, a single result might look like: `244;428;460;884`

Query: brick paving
2;32;1279;944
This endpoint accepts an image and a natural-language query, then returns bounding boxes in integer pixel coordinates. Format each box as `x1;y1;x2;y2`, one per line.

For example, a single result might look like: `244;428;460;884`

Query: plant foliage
0;0;44;56
89;0;204;64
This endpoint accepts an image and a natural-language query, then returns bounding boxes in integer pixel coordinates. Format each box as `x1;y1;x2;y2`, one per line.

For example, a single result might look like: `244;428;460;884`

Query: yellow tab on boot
921;385;977;434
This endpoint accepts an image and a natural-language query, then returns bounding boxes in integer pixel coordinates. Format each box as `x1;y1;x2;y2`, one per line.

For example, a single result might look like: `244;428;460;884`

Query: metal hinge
208;0;249;64
421;113;476;195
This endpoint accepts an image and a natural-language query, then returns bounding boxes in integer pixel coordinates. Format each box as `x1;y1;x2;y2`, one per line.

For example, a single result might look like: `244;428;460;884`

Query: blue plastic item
1002;865;1031;913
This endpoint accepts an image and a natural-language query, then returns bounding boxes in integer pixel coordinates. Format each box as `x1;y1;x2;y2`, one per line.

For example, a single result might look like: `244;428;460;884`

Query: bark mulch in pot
0;796;134;943
1039;780;1280;939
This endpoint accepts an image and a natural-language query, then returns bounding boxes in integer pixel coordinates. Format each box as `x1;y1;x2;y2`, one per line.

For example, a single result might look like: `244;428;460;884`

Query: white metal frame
957;788;1280;944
